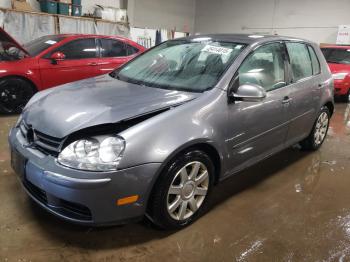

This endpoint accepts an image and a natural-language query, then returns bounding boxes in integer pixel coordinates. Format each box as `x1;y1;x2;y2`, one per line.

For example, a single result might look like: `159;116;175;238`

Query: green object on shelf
72;0;82;5
72;5;82;16
39;0;58;14
58;2;69;15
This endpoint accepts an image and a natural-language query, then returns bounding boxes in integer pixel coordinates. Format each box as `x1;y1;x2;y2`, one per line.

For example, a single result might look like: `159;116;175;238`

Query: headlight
332;72;348;80
58;135;125;171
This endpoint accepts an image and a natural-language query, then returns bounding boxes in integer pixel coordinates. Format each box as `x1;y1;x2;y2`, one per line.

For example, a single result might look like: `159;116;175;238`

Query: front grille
20;121;63;157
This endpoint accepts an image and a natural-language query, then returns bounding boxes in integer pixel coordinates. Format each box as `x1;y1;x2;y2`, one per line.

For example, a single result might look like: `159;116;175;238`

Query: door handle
88;62;98;66
282;96;292;104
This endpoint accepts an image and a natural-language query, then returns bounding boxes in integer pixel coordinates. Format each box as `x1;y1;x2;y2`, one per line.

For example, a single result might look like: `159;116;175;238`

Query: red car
0;28;145;113
321;45;350;101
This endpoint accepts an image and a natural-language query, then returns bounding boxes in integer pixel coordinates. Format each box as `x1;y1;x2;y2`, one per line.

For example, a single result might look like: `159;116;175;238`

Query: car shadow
27;145;312;251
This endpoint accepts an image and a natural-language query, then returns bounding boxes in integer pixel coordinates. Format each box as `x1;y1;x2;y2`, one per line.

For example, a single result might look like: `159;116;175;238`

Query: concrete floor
1;103;350;262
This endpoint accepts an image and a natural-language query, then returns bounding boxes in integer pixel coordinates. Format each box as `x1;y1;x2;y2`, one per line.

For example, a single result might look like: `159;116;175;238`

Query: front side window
308;45;321;75
321;48;350;65
114;40;246;92
54;38;97;59
286;42;312;81
238;42;286;92
100;39;127;57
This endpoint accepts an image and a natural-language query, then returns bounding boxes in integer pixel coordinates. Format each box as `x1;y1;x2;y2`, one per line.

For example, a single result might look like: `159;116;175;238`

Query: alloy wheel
166;161;209;221
314;112;329;146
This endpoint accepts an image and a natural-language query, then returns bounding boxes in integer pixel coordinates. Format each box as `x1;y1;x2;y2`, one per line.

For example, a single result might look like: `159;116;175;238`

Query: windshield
321;48;350;64
23;35;65;56
114;40;246;92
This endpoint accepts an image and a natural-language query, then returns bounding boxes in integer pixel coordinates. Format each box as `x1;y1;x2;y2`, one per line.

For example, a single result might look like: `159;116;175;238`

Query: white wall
128;0;195;33
0;0;121;15
194;0;350;44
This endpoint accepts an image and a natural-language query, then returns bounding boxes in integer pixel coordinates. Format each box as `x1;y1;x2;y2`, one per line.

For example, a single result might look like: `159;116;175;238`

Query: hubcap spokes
314;112;329;145
167;161;209;221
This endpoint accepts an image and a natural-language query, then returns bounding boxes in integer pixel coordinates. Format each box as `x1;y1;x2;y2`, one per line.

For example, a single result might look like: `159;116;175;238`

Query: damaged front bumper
8;127;161;226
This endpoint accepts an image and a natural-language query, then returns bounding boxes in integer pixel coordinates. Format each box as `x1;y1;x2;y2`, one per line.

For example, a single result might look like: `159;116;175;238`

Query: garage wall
0;0;122;15
194;0;350;44
128;0;195;33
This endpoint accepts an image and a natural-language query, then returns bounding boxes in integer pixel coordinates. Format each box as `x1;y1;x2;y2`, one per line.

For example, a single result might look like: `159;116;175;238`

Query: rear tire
0;77;35;114
149;150;214;230
300;107;330;151
344;89;350;103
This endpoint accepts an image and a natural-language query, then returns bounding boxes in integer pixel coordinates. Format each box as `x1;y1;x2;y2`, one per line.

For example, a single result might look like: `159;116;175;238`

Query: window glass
308;46;320;75
286;42;312;81
126;44;139;56
23;35;65;56
100;39;127;57
54;38;97;59
115;40;245;92
321;48;350;64
238;43;286;92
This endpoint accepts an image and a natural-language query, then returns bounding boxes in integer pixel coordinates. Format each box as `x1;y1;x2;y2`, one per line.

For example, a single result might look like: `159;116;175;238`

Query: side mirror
230;84;266;102
50;52;65;64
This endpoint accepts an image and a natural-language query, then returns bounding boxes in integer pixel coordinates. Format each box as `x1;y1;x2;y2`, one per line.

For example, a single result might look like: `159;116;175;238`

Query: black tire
343;89;350;103
300;106;330;151
149;150;215;230
0;77;35;114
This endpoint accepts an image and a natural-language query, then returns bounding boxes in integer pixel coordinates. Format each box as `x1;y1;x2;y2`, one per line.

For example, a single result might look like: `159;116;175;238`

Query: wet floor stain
1;103;350;261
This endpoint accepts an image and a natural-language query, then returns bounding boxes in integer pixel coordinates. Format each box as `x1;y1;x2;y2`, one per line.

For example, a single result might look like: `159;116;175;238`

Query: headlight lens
332;72;348;80
58;135;125;171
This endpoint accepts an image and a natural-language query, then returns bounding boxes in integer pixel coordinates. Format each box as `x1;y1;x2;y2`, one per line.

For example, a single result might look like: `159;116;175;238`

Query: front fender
118;89;228;170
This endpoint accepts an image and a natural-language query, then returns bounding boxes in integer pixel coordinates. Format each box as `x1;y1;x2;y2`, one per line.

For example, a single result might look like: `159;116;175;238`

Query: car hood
0;27;29;56
23;75;200;138
328;62;350;73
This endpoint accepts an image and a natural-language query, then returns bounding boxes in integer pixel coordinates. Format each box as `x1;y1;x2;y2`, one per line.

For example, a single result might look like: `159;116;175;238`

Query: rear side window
126;44;139;56
54;38;97;59
100;39;127;57
286;42;312;81
308;46;321;75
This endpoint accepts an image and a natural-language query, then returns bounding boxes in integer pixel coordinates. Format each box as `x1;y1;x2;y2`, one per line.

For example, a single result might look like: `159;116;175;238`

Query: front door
39;38;100;88
225;42;291;175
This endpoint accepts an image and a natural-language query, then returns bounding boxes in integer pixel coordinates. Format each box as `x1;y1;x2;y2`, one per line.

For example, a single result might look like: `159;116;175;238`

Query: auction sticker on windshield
202;45;233;55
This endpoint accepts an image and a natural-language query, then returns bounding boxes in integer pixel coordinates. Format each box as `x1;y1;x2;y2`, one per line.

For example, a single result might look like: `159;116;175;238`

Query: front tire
0;77;35;114
149;150;214;230
300;107;330;151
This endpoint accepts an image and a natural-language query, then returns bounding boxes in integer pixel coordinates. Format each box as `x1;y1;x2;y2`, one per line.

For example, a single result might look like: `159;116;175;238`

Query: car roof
176;34;315;45
44;33;132;42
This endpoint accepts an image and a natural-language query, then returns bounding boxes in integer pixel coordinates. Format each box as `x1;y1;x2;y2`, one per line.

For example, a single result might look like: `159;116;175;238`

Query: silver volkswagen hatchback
9;34;334;229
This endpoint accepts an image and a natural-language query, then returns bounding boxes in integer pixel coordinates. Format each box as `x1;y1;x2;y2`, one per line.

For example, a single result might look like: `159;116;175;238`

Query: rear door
38;38;99;88
97;38;136;74
284;42;322;145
